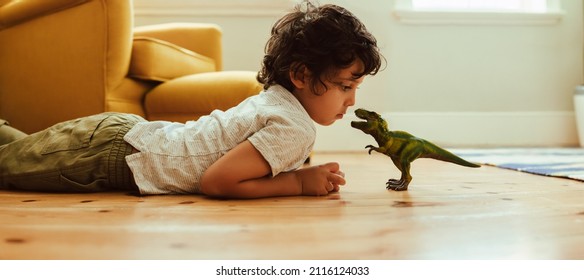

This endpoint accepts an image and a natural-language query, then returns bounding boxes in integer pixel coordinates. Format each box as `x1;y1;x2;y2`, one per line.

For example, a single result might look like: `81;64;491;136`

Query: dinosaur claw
386;185;408;191
365;145;376;155
386;179;409;191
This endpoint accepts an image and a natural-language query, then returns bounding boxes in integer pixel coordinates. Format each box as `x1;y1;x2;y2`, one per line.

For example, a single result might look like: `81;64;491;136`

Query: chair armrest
134;22;223;70
129;37;216;82
0;0;133;133
0;0;89;30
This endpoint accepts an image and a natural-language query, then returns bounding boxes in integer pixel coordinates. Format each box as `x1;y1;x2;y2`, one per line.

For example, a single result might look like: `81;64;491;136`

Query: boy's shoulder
246;85;291;107
237;85;313;127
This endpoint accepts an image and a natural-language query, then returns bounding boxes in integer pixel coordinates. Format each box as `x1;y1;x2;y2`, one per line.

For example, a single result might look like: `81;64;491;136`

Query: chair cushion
144;71;263;123
129;36;216;82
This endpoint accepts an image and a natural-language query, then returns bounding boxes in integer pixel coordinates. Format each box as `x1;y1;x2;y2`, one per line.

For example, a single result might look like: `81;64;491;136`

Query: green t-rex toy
351;108;480;191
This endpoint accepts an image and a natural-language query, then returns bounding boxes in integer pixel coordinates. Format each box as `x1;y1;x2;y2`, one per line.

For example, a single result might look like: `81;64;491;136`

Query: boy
0;1;383;198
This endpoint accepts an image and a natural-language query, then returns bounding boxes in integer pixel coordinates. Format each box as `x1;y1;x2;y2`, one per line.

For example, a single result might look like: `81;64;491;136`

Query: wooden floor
1;152;583;260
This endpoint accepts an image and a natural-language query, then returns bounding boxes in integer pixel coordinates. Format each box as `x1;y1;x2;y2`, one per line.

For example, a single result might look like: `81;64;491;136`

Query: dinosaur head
351;108;388;135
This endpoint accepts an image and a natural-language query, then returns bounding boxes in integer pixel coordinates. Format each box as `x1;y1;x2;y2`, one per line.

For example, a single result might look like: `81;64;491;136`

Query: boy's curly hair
257;1;383;94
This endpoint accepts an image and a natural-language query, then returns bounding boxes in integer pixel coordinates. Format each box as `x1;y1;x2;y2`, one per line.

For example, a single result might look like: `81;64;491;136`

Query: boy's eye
334;82;354;91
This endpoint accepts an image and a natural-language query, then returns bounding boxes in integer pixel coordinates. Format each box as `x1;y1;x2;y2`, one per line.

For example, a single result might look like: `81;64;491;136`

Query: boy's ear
289;64;311;89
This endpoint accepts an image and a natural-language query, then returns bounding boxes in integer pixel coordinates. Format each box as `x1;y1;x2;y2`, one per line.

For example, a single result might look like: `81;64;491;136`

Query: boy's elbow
200;179;223;197
200;172;233;197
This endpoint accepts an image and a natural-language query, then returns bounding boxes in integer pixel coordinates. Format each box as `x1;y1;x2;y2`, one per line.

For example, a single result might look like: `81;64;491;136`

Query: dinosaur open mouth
351;109;370;129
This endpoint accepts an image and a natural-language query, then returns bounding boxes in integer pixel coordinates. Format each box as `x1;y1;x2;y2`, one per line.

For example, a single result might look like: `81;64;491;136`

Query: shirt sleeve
247;116;315;177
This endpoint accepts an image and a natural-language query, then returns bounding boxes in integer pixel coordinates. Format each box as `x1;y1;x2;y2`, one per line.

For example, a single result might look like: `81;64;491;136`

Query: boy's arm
200;140;345;198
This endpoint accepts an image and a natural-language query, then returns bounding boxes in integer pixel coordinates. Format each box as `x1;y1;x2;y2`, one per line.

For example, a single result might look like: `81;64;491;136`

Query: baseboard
314;111;579;151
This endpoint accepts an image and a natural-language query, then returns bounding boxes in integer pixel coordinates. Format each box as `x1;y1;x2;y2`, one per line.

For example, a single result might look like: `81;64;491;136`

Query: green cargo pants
0;113;146;193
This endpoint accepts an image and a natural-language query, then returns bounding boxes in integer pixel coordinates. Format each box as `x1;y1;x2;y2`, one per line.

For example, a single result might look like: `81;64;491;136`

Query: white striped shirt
124;85;316;195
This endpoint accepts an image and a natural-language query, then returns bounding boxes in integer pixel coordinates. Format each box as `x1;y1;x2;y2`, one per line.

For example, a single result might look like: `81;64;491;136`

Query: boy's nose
345;92;356;107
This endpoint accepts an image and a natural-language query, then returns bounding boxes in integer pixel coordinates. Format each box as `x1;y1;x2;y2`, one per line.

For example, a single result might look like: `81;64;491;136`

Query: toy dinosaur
350;108;480;191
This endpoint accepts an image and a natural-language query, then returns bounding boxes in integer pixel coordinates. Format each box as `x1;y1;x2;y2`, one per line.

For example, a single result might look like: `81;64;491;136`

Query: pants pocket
41;114;111;155
59;174;109;193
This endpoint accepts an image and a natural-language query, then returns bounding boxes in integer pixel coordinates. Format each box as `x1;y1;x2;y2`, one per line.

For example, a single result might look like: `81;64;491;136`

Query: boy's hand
297;162;346;196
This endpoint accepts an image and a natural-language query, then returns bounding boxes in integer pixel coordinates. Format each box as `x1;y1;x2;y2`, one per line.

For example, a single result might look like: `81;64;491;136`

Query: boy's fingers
328;172;346;186
326;182;334;192
320;162;340;173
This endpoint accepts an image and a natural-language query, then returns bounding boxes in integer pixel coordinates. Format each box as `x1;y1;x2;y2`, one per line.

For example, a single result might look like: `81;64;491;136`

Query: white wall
134;0;584;151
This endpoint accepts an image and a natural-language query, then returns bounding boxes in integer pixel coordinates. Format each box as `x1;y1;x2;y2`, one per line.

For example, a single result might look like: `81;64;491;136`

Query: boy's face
292;60;365;126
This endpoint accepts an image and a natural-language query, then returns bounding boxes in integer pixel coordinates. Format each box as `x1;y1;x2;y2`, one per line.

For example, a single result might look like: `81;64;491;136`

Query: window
411;0;548;13
393;0;564;25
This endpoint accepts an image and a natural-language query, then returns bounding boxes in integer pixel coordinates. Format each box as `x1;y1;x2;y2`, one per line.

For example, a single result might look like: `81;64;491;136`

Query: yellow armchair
0;0;262;133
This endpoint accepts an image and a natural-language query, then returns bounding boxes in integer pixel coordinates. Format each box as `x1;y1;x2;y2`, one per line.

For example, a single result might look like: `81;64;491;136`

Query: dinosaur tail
422;141;481;168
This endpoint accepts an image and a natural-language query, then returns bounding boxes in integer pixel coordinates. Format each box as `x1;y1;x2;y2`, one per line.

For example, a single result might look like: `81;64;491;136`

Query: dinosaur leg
386;162;412;191
386;158;402;187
